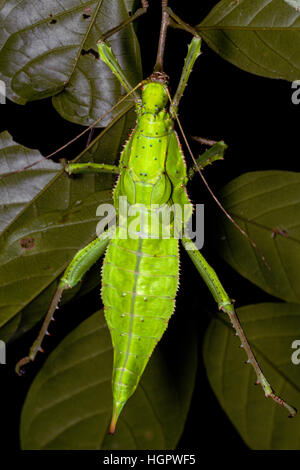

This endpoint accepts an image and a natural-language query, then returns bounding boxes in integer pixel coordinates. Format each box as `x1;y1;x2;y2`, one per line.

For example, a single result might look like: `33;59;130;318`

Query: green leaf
0;0;142;126
0;108;135;341
20;309;197;450
203;302;300;449
216;171;300;303
197;0;300;80
0;131;62;232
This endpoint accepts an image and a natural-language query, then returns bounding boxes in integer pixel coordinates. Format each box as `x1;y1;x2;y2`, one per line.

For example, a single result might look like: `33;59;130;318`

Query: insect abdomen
101;232;179;431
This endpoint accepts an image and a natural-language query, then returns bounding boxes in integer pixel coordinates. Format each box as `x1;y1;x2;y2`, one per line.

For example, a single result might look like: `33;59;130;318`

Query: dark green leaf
0;0;142;126
20;309;197;450
0;131;62;232
203;302;300;449
216;171;300;303
198;0;300;80
0;108;135;340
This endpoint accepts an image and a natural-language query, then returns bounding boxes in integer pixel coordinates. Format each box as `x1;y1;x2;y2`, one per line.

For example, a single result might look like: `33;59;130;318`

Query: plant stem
154;0;170;72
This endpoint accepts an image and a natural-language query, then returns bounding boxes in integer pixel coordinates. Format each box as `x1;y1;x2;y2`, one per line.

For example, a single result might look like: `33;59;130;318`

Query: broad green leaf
20;310;197;450
215;171;300;303
0;107;135;340
0;131;62;232
198;0;300;80
203;302;300;449
0;0;142;126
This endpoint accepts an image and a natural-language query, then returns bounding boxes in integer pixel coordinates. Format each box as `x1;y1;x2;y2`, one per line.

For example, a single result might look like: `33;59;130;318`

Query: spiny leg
97;41;141;100
16;228;114;375
66;162;120;176
171;79;270;268
170;36;202;117
96;1;149;100
181;238;297;418
188;141;227;179
152;3;202;112
66;130;132;178
163;34;225;179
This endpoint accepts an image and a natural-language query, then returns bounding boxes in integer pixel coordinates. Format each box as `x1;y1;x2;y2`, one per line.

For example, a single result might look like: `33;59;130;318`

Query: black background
1;0;299;454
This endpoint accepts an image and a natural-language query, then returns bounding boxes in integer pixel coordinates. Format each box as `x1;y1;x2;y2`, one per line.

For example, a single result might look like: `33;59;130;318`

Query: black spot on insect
81;48;99;59
82;13;91;19
154;157;157;160
150;144;152;147
136;155;139;158
50;18;57;24
158;139;161;142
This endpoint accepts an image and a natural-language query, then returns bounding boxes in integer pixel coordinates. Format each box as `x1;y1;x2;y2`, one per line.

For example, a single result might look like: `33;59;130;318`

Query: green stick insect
14;1;297;434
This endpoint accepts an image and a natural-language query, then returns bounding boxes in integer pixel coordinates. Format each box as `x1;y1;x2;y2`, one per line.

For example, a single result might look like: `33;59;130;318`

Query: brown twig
154;1;170;72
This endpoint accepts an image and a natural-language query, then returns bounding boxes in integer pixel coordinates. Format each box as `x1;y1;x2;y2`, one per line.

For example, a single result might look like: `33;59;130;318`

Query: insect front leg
181;238;297;418
169;36;201;117
66;127;132;180
15;228;114;375
97;40;140;99
97;10;147;101
66;162;120;176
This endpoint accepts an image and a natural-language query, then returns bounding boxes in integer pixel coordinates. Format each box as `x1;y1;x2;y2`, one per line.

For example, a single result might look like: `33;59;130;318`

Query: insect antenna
166;88;271;270
0;81;143;179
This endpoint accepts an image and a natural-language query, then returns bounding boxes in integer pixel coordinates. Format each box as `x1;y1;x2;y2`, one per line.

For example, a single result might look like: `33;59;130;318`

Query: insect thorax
141;81;169;115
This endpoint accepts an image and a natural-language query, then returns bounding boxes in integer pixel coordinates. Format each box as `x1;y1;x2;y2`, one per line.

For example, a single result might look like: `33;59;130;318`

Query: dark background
0;0;299;454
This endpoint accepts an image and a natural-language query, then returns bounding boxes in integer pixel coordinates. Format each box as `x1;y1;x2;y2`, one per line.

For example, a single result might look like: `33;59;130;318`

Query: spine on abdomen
101;229;179;431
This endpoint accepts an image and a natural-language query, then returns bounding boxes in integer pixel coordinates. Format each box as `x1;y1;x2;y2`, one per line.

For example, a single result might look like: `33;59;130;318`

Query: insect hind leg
15;229;114;376
181;237;297;418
